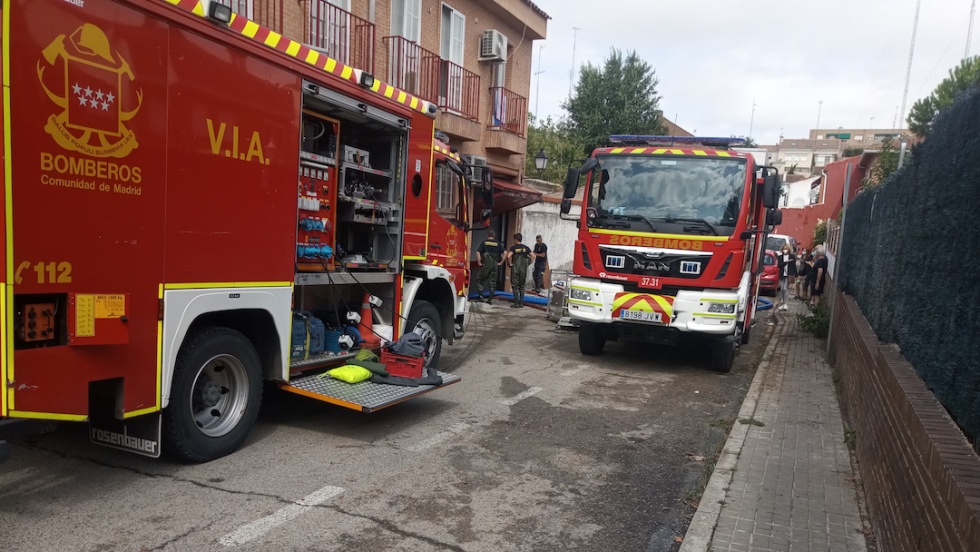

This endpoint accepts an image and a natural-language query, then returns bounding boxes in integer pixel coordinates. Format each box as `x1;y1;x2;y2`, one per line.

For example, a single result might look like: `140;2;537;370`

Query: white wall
782;176;820;209
520;200;580;272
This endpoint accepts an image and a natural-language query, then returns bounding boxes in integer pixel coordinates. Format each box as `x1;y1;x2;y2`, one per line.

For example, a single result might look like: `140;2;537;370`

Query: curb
678;313;785;552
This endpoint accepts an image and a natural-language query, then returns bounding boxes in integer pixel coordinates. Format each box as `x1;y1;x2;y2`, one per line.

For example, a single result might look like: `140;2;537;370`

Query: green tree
562;49;666;154
907;56;980;137
524;114;587;183
842;147;864;157
813;220;827;245
861;136;901;190
740;137;758;148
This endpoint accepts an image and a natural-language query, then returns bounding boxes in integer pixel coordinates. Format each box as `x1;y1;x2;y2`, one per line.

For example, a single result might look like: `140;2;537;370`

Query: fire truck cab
560;136;781;372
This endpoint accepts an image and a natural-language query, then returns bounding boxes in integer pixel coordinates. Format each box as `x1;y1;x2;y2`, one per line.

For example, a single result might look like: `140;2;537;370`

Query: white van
765;233;798;253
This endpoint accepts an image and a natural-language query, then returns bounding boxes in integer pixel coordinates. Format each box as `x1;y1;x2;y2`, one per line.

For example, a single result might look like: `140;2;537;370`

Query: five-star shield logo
37;23;142;158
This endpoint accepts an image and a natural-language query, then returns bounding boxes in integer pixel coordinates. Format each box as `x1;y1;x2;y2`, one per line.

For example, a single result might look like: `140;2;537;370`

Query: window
435;163;461;222
313;0;352;64
218;0;252;18
440;4;465;65
391;0;421;43
439;4;466;109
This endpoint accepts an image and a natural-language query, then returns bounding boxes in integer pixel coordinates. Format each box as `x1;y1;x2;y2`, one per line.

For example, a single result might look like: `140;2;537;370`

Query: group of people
472;230;548;308
774;244;829;310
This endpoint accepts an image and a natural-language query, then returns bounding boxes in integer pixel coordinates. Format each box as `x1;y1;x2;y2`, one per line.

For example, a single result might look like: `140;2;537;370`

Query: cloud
531;0;976;144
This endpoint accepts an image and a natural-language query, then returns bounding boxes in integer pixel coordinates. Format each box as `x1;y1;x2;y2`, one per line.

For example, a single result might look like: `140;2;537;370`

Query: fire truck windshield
587;155;747;236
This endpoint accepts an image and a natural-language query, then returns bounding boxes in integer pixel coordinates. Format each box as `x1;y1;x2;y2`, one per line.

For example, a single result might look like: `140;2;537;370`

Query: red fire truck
559;136;781;372
0;0;487;462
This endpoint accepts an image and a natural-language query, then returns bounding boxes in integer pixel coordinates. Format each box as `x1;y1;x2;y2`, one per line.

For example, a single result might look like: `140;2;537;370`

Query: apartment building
217;0;548;205
809;128;909;148
770;138;843;178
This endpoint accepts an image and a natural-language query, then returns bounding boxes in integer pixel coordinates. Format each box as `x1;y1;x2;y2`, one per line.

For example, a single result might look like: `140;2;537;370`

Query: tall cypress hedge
838;87;980;442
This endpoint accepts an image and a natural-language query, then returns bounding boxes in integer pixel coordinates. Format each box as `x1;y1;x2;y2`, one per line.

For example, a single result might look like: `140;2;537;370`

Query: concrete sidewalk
681;300;869;552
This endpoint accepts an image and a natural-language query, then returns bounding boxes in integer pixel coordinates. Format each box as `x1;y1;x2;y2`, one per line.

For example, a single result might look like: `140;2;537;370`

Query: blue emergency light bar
608;135;746;148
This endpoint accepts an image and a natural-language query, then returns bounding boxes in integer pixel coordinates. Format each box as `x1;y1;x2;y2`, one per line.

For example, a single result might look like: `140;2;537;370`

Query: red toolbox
380;349;425;378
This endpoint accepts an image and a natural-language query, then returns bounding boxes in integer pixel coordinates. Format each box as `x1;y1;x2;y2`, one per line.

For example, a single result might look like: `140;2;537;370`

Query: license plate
619;309;662;323
639;277;661;289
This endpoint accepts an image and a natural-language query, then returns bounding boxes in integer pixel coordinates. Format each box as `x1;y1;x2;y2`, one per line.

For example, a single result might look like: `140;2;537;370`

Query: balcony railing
488;87;528;137
309;0;374;73
382;36;440;102
439;60;480;121
213;0;283;33
382;36;481;121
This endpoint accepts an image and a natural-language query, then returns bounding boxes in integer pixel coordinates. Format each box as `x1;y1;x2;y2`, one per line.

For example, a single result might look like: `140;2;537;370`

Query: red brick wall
829;287;980;551
777;156;866;248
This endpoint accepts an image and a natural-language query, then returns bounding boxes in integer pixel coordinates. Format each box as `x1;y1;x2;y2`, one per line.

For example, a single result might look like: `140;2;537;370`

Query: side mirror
766;209;783;226
586;207;598;227
562;168;580;199
560;198;572;215
762;169;781;209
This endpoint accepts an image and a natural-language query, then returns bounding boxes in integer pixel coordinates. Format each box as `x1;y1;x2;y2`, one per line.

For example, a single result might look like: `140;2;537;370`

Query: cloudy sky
524;0;975;145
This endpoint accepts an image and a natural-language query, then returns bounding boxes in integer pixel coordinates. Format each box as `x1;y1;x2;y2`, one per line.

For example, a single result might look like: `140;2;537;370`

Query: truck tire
407;300;442;370
578;322;606;355
740;322;752;345
163;327;263;463
709;336;737;373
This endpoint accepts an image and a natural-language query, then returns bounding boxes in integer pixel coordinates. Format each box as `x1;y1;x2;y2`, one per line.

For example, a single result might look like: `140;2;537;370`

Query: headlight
570;288;595;301
707;302;737;314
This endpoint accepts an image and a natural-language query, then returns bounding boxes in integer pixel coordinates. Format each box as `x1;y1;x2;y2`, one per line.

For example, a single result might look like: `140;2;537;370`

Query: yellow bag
324;365;373;384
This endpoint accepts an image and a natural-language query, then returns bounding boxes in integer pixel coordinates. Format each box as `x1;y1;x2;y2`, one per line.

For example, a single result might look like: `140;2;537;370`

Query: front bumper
566;278;742;335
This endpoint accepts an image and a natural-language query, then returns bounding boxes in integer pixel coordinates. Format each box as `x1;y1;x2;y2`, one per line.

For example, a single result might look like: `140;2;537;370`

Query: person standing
811;246;829;305
474;230;504;305
531;235;548;293
506;233;533;308
776;244;797;311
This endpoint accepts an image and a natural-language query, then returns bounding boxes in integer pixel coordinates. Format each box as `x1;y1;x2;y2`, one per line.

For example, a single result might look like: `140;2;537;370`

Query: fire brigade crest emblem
37;23;142;158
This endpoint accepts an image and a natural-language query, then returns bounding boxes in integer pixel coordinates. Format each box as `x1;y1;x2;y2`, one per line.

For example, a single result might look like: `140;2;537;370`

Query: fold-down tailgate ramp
280;372;460;412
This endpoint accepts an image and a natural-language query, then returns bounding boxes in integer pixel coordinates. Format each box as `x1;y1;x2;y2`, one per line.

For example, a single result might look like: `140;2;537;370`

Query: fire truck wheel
407;300;442;370
578;323;606;355
709;336;737;373
163;327;263;463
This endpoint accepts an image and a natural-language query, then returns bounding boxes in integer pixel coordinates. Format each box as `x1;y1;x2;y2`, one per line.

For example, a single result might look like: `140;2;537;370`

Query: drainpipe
369;0;375;23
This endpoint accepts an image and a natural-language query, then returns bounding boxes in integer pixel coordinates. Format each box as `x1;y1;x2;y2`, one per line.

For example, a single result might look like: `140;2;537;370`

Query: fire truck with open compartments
559;136;782;373
0;0;492;463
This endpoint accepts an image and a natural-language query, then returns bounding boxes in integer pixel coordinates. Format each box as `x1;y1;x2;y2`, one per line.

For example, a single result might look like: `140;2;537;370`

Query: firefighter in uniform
474;230;505;304
506;233;533;308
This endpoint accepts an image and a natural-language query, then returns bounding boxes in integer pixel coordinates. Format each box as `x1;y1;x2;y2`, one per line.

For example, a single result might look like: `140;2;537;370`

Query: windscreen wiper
658;216;720;236
604;214;658;232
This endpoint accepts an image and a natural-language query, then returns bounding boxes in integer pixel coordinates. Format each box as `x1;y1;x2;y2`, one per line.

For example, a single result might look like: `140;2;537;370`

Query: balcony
213;0;283;33
488;87;527;137
382;36;481;122
308;0;375;73
382;36;441;102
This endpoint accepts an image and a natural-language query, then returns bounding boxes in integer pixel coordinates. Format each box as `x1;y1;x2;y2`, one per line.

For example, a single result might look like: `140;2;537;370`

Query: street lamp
534;148;549;172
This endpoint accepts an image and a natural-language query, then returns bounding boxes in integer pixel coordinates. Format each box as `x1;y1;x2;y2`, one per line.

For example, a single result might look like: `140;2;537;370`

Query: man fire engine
559;136;781;372
0;0;488;462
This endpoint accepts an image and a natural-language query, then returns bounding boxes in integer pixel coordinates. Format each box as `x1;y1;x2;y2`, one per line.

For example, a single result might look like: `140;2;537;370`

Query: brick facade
250;1;546;178
828;287;980;551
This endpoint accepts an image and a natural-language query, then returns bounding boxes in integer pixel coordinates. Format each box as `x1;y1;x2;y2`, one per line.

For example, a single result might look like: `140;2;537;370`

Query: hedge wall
838;87;980;443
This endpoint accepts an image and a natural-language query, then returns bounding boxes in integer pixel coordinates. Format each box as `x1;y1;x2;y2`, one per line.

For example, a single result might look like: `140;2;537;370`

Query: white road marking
407;422;470;452
219;485;344;546
500;387;542;406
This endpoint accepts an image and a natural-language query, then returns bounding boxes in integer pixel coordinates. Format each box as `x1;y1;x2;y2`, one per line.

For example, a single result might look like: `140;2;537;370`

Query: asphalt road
0;302;769;552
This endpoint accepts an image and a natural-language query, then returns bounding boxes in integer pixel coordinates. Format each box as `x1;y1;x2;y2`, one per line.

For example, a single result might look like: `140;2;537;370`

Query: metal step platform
280;370;460;412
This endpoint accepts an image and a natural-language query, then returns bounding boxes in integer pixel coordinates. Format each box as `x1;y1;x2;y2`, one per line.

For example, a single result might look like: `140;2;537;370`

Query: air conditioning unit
478;29;508;62
461;154;488;181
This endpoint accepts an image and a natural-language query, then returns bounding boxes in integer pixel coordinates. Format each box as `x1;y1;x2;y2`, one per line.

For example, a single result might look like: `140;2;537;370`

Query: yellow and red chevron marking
162;0;434;115
596;147;735;158
433;144;461;162
612;293;674;322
